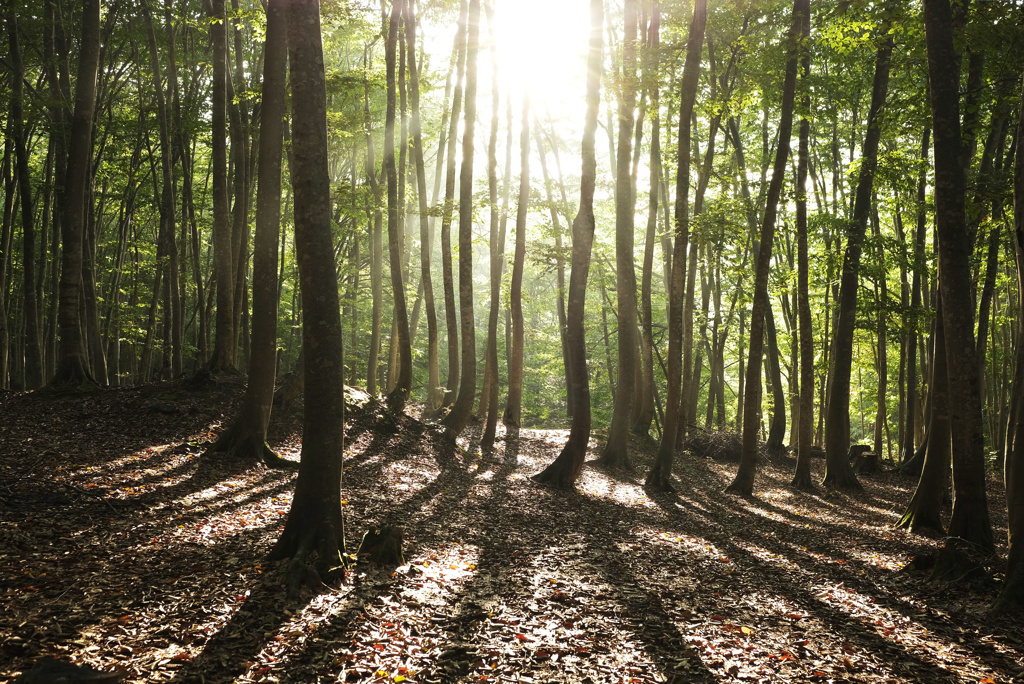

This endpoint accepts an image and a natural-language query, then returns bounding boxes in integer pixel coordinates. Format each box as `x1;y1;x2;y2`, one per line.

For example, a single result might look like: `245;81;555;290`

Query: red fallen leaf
253;666;272;677
514;633;529;641
172;653;191;661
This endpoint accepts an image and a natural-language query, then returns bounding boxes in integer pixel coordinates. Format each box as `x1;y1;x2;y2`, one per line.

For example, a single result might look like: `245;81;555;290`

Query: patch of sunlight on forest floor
1;378;1019;683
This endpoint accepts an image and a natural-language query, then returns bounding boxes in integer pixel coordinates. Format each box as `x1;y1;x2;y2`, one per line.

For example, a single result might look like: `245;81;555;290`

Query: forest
2;0;1024;681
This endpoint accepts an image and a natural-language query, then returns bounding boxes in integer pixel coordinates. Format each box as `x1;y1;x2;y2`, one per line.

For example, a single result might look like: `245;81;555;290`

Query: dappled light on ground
1;381;1020;682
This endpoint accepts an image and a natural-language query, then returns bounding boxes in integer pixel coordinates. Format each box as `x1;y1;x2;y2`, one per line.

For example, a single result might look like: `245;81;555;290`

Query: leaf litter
1;379;1022;683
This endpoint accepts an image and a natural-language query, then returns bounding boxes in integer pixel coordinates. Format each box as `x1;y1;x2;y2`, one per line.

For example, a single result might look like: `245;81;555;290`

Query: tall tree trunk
636;3;660;438
383;0;412;409
726;0;807;496
597;0;639;471
207;0;236;373
897;297;951;534
993;71;1024;613
441;0;481;437
792;32;814;490
478;0;501;432
364;46;384;397
51;0;101;388
503;96;530;430
922;0;994;569
645;0;706;490
439;0;468;408
481;96;513;443
7;9;43;389
269;0;348;599
404;0;440;411
823;23;893;490
531;0;603;489
901;129;930;463
205;0;291;468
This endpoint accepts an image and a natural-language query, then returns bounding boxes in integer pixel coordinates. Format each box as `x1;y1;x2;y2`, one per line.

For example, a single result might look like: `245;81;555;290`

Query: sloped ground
1;379;1021;683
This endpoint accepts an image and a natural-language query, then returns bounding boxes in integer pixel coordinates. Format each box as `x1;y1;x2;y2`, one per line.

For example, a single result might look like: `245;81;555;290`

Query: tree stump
357;526;405;566
853;450;881;475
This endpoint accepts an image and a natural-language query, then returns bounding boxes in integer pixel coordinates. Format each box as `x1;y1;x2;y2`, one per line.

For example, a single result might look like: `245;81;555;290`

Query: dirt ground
1;378;1022;683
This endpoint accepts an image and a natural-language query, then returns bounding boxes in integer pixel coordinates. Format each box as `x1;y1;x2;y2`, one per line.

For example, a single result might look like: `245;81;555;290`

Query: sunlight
489;0;590;123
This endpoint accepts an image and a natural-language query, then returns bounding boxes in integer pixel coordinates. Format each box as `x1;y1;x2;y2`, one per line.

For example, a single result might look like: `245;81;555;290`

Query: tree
646;0;706;492
383;0;412;409
922;0;994;572
791;2;815;491
205;0;292;468
993;70;1024;613
207;0;236;374
596;0;639;471
269;0;349;598
51;0;101;388
437;0;468;411
442;0;481;438
531;0;602;489
725;0;807;497
503;95;530;430
7;7;43;389
405;0;440;413
822;17;893;490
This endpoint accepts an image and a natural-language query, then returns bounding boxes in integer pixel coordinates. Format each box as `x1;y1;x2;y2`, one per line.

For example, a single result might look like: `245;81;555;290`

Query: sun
487;0;591;125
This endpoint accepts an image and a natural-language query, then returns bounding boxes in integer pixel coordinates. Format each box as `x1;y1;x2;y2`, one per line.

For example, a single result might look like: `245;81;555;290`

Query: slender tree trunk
901;129;930;463
922;0;994;568
993;71;1024;612
205;0;291;468
51;0;101;387
7;9;43;389
364;46;384;397
636;4;660;437
503;95;530;430
726;0;807;496
207;0;236;373
531;0;603;489
439;0;468;408
404;0;440;411
442;0;481;437
792;35;814;490
598;0;639;471
646;0;706;490
269;0;348;599
383;0;412;409
478;0;501;433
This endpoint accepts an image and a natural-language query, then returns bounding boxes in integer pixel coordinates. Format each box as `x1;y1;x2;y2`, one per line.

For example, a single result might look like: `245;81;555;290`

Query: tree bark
823;23;893;490
726;0;807;497
792;32;814;491
51;0;101;388
404;0;440;412
993;71;1024;612
531;0;602;489
597;0;639;471
503;96;530;430
383;0;412;410
438;0;468;409
7;9;44;389
207;0;236;373
923;0;994;565
269;0;348;599
646;0;705;491
441;0;481;438
205;0;292;468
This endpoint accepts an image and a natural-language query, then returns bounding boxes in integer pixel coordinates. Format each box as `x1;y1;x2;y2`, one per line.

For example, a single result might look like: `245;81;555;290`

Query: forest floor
1;377;1022;684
